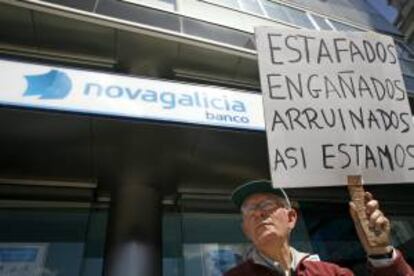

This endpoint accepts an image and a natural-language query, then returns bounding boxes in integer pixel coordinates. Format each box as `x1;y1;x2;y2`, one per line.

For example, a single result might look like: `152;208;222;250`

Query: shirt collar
246;246;318;273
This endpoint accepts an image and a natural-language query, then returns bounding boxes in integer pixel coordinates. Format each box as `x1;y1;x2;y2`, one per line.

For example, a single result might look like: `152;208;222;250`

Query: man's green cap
231;180;291;209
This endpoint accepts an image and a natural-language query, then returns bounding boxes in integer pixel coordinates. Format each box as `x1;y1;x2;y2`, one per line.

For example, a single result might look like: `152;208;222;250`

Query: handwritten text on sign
255;28;414;188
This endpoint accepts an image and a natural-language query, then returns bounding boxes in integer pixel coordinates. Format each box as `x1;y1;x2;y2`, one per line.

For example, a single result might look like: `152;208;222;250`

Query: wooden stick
347;175;388;248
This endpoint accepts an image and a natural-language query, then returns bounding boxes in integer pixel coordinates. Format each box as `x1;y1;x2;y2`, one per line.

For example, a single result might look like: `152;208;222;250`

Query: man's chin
255;232;281;246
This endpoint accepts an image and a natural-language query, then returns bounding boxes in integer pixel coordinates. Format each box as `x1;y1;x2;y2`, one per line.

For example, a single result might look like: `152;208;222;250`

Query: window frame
200;0;374;33
122;0;177;12
238;0;266;16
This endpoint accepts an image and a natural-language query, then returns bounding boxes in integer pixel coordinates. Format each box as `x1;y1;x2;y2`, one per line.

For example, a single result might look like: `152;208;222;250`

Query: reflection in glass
260;0;314;29
239;0;263;15
182;18;254;49
260;0;290;23
396;41;414;60
123;0;176;11
204;0;240;10
163;193;414;275
284;6;314;29
400;60;414;77
330;20;361;32
0;208;108;276
184;244;247;276
310;14;333;30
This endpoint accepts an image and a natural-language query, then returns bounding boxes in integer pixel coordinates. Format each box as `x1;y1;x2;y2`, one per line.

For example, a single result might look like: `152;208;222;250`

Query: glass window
400;60;414;77
0;207;108;276
404;75;414;94
182;18;255;49
181;214;248;276
239;0;264;15
203;0;240;10
284;5;314;29
330;19;362;32
260;0;314;29
81;209;109;276
370;13;400;34
102;1;181;32
163;208;313;276
122;0;176;11
391;217;414;256
163;195;414;275
310;14;334;30
301;201;414;273
396;41;414;60
260;0;290;23
162;214;182;276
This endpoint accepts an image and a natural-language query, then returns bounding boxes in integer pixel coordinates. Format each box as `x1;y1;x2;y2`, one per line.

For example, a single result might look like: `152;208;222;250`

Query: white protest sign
255;27;414;188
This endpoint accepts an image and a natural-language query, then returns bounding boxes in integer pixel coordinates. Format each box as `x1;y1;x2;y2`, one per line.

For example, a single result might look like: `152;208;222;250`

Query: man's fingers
366;199;379;215
375;216;390;232
365;192;373;202
368;209;390;233
369;209;382;227
350;192;391;254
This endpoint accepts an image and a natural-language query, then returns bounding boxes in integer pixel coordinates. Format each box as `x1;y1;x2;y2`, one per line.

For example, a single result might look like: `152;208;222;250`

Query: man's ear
287;208;298;230
241;220;251;241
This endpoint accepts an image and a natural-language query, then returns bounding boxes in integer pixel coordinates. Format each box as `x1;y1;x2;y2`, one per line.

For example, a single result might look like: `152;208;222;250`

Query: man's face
241;193;297;249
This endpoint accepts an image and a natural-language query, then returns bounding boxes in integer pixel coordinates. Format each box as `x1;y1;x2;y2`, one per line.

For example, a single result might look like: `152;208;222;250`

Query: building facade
389;0;414;51
0;0;413;275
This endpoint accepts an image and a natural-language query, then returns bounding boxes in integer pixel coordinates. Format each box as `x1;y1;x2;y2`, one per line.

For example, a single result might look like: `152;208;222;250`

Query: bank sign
0;59;264;130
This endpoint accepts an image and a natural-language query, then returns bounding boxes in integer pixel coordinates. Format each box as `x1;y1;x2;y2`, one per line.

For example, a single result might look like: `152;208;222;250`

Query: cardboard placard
255;27;414;188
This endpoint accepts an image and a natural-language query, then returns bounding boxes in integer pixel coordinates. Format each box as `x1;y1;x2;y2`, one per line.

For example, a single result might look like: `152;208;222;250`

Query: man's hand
349;191;393;256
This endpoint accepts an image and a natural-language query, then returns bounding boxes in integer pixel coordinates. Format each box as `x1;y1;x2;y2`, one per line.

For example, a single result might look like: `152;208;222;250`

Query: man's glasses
241;199;286;216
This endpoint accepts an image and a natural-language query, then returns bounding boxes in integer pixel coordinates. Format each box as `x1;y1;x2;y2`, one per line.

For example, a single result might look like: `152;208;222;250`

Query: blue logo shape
24;69;72;99
207;249;240;274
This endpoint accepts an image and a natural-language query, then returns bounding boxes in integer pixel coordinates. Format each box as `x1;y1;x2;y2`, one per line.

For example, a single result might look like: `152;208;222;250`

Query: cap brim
231;180;290;208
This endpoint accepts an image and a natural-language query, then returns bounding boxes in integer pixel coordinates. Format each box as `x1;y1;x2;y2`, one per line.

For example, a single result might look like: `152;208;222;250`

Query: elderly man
225;180;413;276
